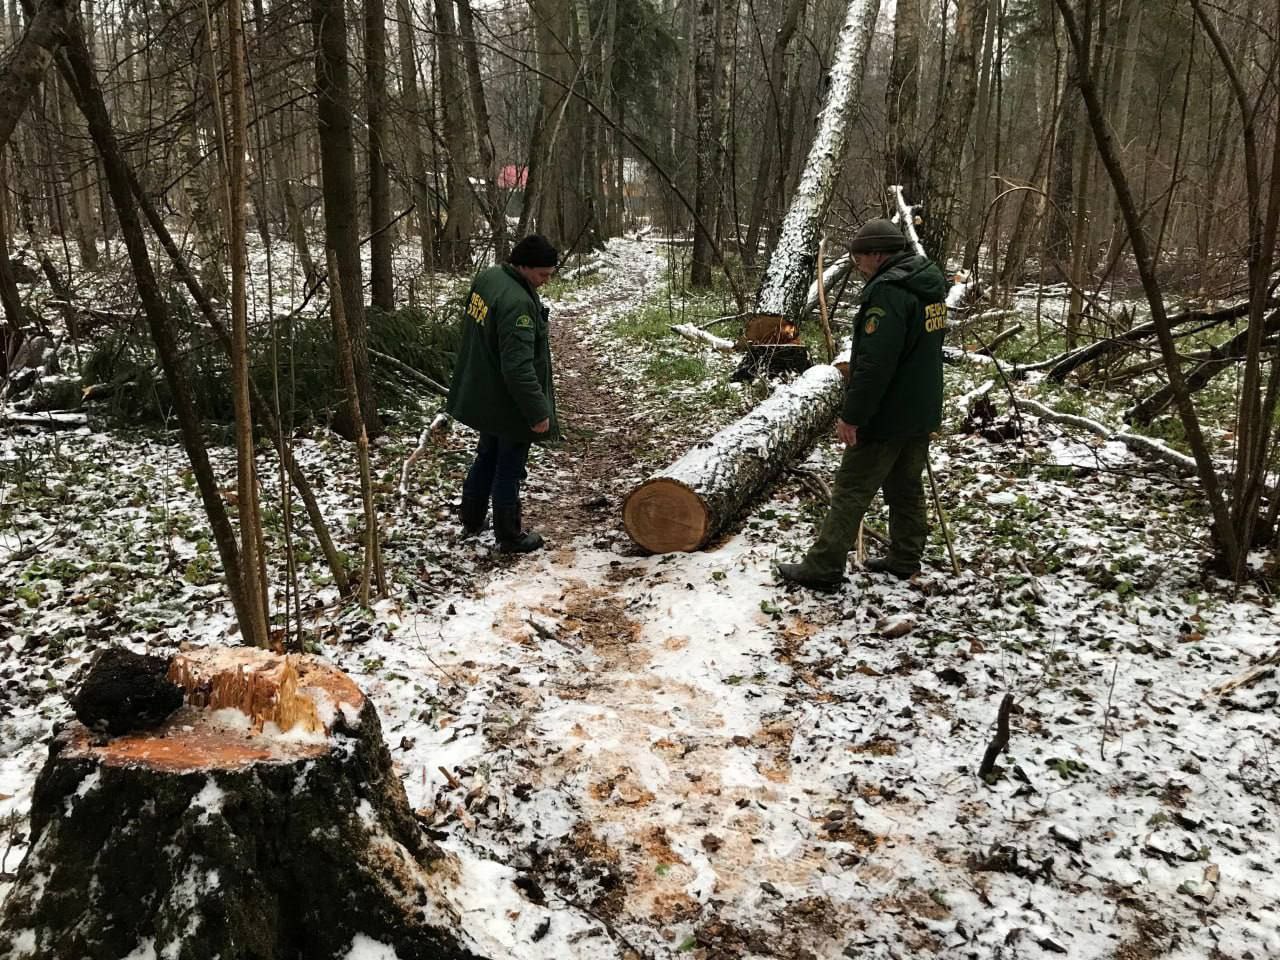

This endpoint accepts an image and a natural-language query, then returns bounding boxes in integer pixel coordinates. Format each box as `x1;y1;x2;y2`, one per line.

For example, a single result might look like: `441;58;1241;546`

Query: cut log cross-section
624;365;844;552
0;647;480;960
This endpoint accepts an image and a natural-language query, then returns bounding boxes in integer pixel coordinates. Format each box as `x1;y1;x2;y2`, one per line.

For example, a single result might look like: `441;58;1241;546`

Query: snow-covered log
624;365;843;552
753;0;881;326
1019;398;1198;475
0;647;479;960
948;378;995;418
671;322;737;352
805;255;854;317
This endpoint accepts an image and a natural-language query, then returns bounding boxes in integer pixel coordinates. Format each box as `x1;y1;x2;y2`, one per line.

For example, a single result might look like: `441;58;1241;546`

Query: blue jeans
462;433;531;509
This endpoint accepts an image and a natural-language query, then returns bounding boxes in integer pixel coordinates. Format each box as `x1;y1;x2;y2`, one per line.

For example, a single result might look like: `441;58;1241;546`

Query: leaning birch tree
753;0;882;328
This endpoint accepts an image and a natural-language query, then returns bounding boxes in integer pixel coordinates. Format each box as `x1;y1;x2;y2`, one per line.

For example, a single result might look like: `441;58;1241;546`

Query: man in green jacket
778;218;948;591
446;234;560;553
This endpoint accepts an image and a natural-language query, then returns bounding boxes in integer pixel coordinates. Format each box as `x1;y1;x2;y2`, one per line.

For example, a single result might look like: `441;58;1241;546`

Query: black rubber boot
776;562;843;593
493;502;544;554
863;556;919;580
459;495;489;535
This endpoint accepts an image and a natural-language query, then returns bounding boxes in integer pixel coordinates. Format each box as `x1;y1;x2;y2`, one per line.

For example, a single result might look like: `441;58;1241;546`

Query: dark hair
509;234;559;268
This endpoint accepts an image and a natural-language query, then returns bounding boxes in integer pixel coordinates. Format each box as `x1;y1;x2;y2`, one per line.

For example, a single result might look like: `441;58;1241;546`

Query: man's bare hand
836;419;858;447
532;418;551;434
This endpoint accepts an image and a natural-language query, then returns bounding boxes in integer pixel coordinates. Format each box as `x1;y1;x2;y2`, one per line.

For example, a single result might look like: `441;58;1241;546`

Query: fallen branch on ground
368;349;449;397
670;323;737;352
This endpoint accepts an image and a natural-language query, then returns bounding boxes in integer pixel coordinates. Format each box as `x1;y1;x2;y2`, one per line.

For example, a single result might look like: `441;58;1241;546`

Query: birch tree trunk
754;0;881;325
625;365;844;552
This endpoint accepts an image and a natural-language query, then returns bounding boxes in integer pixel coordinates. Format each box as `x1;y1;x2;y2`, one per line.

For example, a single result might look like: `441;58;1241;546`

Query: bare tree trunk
44;0;254;635
435;0;473;269
885;0;922;203
222;0;270;647
962;0;997;266
0;180;22;331
1190;0;1280;570
313;0;382;439
0;0;67;151
742;0;805;267
366;0;393;310
55;76;99;268
457;0;507;259
1053;0;1241;574
690;0;718;287
1045;33;1077;280
920;0;986;263
396;0;436;270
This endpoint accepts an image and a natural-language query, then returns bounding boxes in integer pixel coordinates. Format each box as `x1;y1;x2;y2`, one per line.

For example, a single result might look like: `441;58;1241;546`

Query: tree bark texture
0;0;68;153
754;0;881;326
313;0;382;440
435;0;473;270
885;0;922;211
45;2;253;637
920;0;986;264
690;0;719;287
395;0;436;270
0;648;481;960
365;0;393;310
624;364;843;553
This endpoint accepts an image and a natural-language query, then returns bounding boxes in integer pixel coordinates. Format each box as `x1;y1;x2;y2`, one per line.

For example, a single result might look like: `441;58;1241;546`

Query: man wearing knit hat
777;217;948;591
446;234;560;553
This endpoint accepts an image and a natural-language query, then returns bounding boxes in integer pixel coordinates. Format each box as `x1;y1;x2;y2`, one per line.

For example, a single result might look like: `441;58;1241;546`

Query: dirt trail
530;285;654;549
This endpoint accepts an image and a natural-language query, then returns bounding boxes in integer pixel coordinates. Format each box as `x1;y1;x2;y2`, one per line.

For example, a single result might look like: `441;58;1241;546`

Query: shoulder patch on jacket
864;306;885;335
514;314;533;329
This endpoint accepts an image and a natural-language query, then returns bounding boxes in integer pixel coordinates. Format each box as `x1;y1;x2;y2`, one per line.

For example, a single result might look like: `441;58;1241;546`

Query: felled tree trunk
0;648;480;960
624;365;843;552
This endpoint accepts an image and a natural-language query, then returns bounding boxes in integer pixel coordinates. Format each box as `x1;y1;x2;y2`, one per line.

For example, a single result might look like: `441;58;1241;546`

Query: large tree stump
624;364;843;552
0;647;481;960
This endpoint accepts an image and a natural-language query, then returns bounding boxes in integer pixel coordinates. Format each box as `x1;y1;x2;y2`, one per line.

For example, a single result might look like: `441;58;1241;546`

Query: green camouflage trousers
799;435;932;579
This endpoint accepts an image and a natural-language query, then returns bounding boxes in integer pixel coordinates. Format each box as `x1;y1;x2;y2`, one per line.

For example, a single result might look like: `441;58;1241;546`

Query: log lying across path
624;364;843;552
1;647;479;960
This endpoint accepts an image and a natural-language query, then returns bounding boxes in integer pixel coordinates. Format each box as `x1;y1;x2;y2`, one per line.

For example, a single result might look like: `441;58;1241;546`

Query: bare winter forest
1;0;1279;958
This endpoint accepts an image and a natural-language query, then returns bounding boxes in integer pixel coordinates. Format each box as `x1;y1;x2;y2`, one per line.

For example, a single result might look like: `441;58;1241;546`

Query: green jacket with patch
446;264;558;443
842;251;948;440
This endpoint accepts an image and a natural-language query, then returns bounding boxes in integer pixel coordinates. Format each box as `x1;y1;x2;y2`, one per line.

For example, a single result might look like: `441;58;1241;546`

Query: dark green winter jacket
842;251;948;440
446;264;559;443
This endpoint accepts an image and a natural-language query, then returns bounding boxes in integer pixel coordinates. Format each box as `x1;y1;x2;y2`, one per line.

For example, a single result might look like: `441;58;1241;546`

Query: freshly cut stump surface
624;364;844;553
0;647;481;960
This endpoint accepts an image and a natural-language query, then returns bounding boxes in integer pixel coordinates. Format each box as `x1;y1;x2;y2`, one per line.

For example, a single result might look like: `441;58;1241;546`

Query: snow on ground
2;237;1279;958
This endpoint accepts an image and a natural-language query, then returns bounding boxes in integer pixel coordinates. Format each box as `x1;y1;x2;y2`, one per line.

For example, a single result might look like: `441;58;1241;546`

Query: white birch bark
624;365;844;552
754;0;881;323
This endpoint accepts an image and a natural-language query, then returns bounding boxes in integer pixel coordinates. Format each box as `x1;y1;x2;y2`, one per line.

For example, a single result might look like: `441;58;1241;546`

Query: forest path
530;271;654;550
